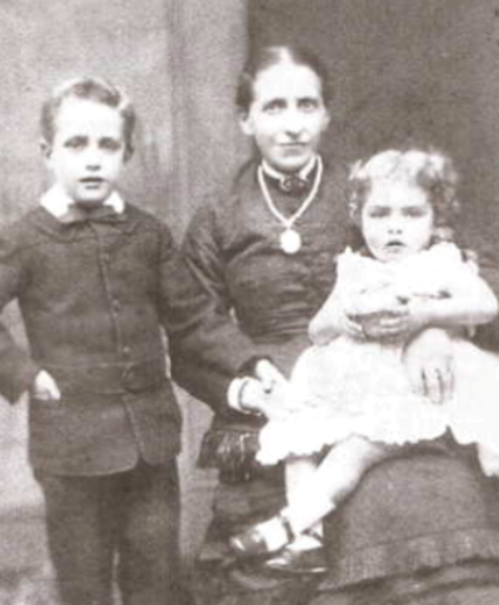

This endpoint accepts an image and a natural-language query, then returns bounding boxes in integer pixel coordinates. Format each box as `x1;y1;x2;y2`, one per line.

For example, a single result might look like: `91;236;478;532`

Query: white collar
40;184;125;220
261;155;318;184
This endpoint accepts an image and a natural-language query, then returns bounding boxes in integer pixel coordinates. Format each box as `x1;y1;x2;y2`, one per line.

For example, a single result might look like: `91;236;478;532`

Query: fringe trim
318;528;499;590
198;428;262;480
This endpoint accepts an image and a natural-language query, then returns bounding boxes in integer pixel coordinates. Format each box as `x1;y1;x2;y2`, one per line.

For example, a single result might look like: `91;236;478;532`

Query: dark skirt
193;435;499;605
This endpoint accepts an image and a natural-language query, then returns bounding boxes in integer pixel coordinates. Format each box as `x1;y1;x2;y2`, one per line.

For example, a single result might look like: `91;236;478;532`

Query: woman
170;46;499;604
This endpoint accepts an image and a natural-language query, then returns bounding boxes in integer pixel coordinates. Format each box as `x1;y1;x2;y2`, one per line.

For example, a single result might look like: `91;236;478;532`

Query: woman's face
240;61;330;174
361;181;435;263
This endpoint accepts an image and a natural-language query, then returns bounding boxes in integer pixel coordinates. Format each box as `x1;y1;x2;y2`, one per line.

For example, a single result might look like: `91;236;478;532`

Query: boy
0;78;194;605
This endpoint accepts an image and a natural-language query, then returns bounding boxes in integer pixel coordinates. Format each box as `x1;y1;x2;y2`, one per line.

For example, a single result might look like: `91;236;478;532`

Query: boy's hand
31;370;61;401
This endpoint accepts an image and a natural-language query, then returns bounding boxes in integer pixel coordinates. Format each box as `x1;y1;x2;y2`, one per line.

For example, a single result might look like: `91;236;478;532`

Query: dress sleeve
165;203;263;412
471;245;499;350
308;249;357;344
0;233;40;403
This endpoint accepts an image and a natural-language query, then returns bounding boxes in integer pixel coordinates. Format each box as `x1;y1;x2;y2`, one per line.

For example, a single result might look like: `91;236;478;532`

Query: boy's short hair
41;77;136;157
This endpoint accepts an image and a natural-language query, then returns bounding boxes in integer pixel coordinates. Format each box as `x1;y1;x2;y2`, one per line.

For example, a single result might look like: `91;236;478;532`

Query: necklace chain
258;156;323;231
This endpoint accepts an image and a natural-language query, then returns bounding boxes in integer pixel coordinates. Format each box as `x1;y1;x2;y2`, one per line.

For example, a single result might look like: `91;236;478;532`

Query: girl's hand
359;296;433;341
358;304;411;340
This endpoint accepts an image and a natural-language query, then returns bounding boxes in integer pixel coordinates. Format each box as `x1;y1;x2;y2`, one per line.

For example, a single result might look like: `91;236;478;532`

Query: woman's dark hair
236;45;331;113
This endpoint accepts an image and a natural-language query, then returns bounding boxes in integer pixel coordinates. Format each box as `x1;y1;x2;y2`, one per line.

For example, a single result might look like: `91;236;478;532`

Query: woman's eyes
367;208;389;218
299;98;319;111
262;98;320;114
263;100;286;114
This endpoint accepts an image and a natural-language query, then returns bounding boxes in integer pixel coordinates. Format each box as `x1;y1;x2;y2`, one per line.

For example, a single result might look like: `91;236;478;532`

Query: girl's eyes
366;207;429;218
65;137;86;150
403;207;427;218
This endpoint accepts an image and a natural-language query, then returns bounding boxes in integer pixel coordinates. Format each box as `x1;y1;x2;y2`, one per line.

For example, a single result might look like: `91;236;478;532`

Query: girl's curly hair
348;149;460;243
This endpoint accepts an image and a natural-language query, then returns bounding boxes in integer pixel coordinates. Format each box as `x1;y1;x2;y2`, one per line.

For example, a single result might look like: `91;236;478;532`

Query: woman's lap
312;561;499;605
192;560;499;605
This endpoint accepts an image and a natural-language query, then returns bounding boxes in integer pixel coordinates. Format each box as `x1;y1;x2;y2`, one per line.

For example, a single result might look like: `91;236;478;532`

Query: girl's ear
239;112;254;137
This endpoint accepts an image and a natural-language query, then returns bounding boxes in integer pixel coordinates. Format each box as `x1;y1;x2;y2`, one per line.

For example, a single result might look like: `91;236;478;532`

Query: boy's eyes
63;137;122;152
99;138;122;152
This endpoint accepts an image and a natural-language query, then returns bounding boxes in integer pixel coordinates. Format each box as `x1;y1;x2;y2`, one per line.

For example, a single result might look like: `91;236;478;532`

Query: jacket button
122;346;131;356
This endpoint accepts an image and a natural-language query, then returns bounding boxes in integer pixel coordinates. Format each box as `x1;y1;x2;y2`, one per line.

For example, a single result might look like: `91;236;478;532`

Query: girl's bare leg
282;436;398;536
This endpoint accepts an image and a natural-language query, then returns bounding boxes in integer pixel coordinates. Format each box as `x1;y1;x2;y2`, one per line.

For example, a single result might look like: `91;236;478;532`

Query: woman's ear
321;110;331;132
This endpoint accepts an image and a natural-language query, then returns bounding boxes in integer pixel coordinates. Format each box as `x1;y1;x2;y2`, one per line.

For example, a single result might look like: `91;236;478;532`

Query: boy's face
44;97;127;207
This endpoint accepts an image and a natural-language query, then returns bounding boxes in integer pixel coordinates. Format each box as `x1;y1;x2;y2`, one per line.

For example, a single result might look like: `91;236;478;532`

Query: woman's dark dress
170;160;499;604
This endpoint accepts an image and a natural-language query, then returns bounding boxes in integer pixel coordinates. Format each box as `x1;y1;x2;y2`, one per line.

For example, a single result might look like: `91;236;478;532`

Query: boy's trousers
36;459;187;605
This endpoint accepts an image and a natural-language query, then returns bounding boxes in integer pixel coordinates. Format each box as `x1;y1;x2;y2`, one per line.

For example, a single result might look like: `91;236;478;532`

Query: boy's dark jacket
0;204;202;475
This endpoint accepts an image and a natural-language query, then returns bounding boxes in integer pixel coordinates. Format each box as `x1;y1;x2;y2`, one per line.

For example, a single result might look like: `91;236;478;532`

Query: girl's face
239;61;330;174
361;180;435;263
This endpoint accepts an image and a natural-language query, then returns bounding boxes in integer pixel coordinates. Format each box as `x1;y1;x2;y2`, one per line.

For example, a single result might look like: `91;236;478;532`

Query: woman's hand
31;369;61;401
403;328;454;404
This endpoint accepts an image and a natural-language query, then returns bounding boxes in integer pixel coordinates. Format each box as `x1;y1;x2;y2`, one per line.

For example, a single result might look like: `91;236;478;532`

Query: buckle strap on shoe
277;513;296;543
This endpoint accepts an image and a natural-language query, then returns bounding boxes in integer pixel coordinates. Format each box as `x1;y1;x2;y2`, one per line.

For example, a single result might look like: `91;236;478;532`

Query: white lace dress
257;243;499;465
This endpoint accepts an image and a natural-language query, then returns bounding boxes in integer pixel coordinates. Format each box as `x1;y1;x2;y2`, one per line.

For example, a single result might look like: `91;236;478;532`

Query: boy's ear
40;139;52;160
238;112;254;137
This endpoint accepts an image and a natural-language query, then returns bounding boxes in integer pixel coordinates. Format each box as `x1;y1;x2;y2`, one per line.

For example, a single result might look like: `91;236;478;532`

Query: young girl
229;148;499;567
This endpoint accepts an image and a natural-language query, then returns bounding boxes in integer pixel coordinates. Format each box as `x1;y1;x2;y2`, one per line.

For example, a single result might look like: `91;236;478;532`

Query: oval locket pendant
280;228;302;254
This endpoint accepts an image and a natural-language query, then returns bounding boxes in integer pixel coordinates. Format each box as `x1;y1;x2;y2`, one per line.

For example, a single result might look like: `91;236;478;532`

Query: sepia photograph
0;1;499;603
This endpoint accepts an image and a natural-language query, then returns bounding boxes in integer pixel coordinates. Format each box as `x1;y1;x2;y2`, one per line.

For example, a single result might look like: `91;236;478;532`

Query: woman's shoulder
183;160;260;248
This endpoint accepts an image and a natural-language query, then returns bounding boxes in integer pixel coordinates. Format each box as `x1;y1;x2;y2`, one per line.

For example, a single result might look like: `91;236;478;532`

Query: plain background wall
0;0;498;588
250;0;499;246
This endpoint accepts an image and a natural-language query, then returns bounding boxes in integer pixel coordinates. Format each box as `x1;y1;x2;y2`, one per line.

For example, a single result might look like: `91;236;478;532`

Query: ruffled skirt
257;337;499;465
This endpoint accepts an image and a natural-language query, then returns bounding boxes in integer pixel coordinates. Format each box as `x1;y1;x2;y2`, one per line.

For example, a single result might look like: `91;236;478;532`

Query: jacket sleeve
0;234;40;403
158;208;262;412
